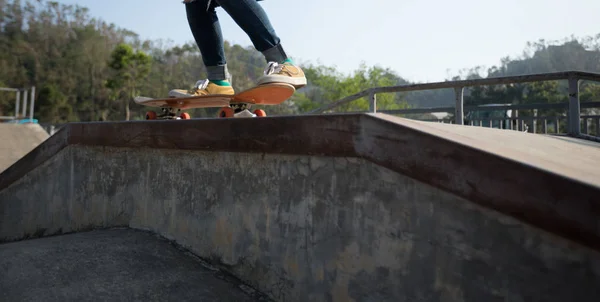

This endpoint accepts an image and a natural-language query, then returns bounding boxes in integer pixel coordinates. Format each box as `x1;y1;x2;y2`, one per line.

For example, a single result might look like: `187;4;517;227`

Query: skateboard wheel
146;111;157;120
218;107;234;118
180;112;191;120
254;109;267;117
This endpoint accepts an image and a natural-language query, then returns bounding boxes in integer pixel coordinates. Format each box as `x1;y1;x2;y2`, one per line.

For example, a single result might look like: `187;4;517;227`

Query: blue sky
54;0;599;83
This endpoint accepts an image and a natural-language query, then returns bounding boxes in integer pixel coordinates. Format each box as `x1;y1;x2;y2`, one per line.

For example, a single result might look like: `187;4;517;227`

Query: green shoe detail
209;79;231;86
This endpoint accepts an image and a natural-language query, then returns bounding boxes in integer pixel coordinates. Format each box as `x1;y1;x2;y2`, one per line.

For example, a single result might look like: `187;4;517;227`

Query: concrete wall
2;145;599;302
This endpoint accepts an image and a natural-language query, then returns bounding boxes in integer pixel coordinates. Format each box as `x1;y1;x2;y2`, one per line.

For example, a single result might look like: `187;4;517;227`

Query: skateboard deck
134;83;295;120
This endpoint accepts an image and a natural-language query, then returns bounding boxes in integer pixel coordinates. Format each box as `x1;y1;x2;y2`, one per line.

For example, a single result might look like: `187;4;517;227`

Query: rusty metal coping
1;113;599;252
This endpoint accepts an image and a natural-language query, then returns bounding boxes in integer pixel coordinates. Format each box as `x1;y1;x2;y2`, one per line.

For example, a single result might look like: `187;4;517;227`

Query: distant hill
404;38;600;108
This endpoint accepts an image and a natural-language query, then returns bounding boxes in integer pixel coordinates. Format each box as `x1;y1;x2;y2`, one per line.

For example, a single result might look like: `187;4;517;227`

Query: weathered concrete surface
0;228;267;301
2;144;600;301
1;113;600;301
1;114;599;251
374;115;600;187
0;123;49;173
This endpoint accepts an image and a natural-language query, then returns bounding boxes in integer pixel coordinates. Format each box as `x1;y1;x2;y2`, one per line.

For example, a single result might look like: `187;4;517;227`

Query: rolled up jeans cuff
261;43;288;63
206;64;231;82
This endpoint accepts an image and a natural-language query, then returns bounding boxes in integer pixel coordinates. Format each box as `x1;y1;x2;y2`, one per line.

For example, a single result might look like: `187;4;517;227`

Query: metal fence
309;71;600;141
6;72;600;142
0;86;36;123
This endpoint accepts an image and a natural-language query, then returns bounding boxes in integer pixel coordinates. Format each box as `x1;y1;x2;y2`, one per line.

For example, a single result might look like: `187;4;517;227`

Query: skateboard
134;83;295;120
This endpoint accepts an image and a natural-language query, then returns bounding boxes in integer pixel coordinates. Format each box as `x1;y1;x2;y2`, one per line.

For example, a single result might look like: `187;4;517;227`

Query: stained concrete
2;145;600;302
2;114;599;251
0;228;266;301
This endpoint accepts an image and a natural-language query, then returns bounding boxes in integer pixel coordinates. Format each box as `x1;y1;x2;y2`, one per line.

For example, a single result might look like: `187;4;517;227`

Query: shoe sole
258;75;307;89
168;91;235;98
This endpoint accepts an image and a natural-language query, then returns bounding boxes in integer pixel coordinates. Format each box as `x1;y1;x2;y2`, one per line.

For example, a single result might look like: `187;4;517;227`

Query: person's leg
216;0;307;88
169;0;234;97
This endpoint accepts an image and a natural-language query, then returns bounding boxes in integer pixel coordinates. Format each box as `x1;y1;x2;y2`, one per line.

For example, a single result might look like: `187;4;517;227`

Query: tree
105;43;151;120
37;83;77;123
298;63;410;113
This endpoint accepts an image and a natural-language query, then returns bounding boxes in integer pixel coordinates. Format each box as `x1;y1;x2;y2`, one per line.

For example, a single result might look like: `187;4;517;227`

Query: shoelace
190;79;210;93
263;62;284;76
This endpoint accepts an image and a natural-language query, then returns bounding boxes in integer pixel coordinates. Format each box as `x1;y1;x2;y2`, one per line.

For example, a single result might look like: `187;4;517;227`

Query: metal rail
309;70;600;138
378;101;600;115
0;86;36;123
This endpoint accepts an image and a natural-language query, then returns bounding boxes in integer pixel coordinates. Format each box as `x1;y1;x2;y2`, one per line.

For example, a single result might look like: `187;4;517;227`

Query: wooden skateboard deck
134;83;295;120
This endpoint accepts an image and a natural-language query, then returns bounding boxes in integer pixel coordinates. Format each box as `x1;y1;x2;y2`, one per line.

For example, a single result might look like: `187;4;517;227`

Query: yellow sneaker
257;62;307;89
169;79;235;98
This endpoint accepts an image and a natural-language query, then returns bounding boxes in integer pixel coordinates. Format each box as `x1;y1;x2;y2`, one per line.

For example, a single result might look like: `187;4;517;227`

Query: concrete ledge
2;113;599;252
0;114;360;190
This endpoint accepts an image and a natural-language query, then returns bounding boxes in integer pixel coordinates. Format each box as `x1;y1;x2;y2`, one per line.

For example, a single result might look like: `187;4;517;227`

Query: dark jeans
184;0;288;81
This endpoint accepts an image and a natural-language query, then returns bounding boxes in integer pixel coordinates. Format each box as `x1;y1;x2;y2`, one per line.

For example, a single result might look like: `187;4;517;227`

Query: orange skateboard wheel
146;111;157;120
218;107;234;118
254;109;267;117
180;112;191;119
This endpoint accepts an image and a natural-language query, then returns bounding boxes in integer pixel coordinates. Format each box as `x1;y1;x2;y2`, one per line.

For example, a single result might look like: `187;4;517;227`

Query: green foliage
106;43;152;120
299;63;409;112
37;83;76;123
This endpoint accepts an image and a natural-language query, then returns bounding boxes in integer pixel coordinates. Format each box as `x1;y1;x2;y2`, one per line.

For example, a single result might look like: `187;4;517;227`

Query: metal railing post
533;109;538;133
368;90;377;113
454;87;464;125
22;89;28;118
29;86;35;122
15;90;20;118
567;74;581;136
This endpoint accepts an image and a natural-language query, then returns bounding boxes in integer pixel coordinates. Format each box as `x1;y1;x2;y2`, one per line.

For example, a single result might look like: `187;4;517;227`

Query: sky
53;0;600;83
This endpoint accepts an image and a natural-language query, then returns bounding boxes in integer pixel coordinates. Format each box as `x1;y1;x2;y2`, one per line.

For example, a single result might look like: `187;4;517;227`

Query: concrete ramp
1;113;600;301
0;123;49;173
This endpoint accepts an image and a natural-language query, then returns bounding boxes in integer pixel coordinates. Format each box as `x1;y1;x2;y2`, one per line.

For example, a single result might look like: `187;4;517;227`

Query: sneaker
169;79;235;98
257;61;307;89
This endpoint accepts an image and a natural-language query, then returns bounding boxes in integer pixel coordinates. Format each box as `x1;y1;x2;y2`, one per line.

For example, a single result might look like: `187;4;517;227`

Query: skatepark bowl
1;113;600;301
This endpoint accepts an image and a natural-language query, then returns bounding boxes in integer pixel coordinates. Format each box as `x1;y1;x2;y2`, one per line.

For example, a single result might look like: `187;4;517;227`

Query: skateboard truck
146;107;191;120
145;102;266;120
218;103;266;118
